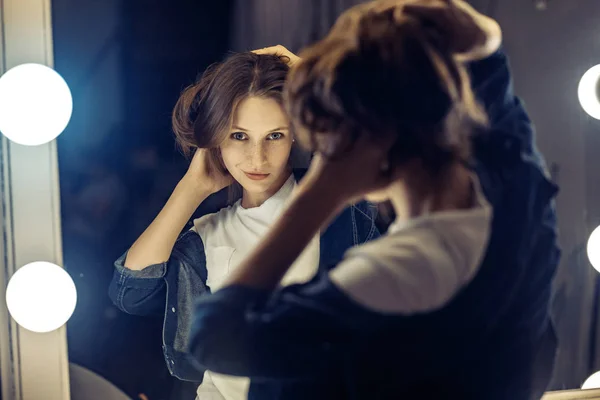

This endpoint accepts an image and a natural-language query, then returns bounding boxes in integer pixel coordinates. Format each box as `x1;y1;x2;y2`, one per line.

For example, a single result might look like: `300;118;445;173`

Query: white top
330;175;492;315
193;174;321;400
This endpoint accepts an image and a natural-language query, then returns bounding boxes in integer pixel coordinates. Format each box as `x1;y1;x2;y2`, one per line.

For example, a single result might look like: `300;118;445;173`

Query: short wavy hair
285;3;488;176
172;52;290;176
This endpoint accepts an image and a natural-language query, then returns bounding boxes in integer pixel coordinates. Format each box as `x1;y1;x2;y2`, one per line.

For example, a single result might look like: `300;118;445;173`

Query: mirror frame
0;0;70;399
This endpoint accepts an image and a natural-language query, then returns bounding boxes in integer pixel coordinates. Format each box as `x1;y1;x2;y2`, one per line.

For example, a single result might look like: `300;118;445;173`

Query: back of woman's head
286;3;488;176
172;52;289;173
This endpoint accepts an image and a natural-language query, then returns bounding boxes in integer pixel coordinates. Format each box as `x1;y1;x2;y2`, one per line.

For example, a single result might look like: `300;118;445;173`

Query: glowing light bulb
583;370;600;390
6;261;77;333
588;226;600;273
578;64;600;120
0;63;73;145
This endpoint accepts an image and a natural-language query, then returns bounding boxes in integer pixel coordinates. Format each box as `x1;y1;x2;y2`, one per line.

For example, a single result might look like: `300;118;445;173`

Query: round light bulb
578;64;600;120
583;370;600;390
0;63;73;146
6;261;77;333
588;226;600;273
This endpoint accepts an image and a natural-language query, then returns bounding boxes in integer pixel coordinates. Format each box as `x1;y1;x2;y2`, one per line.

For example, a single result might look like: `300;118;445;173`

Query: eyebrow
232;125;289;133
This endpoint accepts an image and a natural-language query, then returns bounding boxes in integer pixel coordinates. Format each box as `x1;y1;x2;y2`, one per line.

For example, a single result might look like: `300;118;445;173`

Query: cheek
265;141;293;167
220;146;242;172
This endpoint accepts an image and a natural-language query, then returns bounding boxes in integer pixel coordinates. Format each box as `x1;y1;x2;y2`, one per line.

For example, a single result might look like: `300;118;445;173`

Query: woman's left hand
301;135;395;207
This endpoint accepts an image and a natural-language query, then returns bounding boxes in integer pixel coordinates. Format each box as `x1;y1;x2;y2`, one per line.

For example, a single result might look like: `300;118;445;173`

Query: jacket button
172;307;176;313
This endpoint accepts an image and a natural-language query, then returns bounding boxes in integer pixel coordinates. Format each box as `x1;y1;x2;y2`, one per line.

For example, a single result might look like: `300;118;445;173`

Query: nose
248;142;268;169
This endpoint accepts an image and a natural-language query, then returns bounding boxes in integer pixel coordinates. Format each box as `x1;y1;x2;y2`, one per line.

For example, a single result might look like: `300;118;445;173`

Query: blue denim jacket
187;49;560;400
108;171;380;383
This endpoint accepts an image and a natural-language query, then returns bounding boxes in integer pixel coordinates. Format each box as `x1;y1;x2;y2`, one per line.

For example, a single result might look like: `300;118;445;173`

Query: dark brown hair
172;52;290;176
285;4;488;177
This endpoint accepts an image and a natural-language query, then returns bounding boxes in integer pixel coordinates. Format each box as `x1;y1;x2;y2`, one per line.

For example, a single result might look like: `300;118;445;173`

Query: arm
124;149;230;270
107;176;210;316
108;149;230;315
188;275;366;379
188;203;486;378
108;229;205;316
124;176;211;270
108;253;167;316
468;48;545;165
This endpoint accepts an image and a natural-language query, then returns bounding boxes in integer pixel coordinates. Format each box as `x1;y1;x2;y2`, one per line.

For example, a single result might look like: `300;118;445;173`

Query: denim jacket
186;49;560;400
108;170;380;383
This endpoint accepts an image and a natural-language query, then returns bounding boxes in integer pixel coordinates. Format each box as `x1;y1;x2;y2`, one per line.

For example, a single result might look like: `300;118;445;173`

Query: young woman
187;1;559;399
108;53;380;399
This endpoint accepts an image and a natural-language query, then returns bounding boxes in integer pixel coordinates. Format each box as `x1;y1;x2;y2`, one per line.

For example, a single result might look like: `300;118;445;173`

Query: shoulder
331;208;491;314
192;212;219;235
341;221;444;268
192;203;237;236
191;205;235;250
329;230;440;314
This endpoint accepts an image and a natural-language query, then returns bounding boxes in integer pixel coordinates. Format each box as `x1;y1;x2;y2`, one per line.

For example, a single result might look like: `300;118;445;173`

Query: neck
389;162;473;221
241;169;293;209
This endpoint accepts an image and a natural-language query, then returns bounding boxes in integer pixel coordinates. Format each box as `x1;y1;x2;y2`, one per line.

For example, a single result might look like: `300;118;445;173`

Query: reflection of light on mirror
6;262;77;333
0;63;73;146
583;370;600;389
578;65;600;120
588;225;600;273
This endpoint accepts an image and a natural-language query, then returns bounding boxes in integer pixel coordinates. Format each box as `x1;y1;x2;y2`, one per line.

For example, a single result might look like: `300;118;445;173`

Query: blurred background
50;0;600;398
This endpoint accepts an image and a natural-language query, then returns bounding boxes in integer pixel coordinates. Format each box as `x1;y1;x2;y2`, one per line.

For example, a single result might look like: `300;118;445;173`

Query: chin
238;176;271;191
250;180;276;193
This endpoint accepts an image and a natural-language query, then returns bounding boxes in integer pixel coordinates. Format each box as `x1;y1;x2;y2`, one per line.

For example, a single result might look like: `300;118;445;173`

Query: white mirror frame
0;0;70;399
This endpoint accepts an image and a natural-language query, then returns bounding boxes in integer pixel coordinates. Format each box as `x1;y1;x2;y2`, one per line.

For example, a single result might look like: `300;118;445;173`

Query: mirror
50;0;600;398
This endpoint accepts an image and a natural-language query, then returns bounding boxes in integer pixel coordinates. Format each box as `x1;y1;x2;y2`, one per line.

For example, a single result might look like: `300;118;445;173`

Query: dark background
53;1;233;398
49;0;600;398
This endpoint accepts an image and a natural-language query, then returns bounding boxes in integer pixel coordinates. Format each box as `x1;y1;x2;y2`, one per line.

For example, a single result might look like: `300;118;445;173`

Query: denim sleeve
108;251;168;317
187;274;375;380
108;229;208;317
469;48;542;163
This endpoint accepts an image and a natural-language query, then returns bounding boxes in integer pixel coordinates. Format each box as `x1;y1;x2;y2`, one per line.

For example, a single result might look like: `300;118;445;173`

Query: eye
267;132;284;140
231;132;247;141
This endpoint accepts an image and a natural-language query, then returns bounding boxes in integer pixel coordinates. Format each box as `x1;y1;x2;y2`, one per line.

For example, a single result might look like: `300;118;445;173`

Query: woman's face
220;96;293;203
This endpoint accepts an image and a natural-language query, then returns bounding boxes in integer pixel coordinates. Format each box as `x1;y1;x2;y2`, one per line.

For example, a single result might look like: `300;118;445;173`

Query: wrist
177;175;212;203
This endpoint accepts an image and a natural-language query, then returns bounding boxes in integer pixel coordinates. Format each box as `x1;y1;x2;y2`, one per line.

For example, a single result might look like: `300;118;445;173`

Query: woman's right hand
183;149;233;196
252;45;301;67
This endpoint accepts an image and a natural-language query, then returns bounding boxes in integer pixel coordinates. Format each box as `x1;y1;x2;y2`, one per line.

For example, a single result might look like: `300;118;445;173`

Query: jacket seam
117;272;128;312
351;207;359;245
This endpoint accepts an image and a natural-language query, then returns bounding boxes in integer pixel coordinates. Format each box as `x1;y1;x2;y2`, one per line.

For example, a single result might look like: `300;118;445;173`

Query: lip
244;172;270;181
